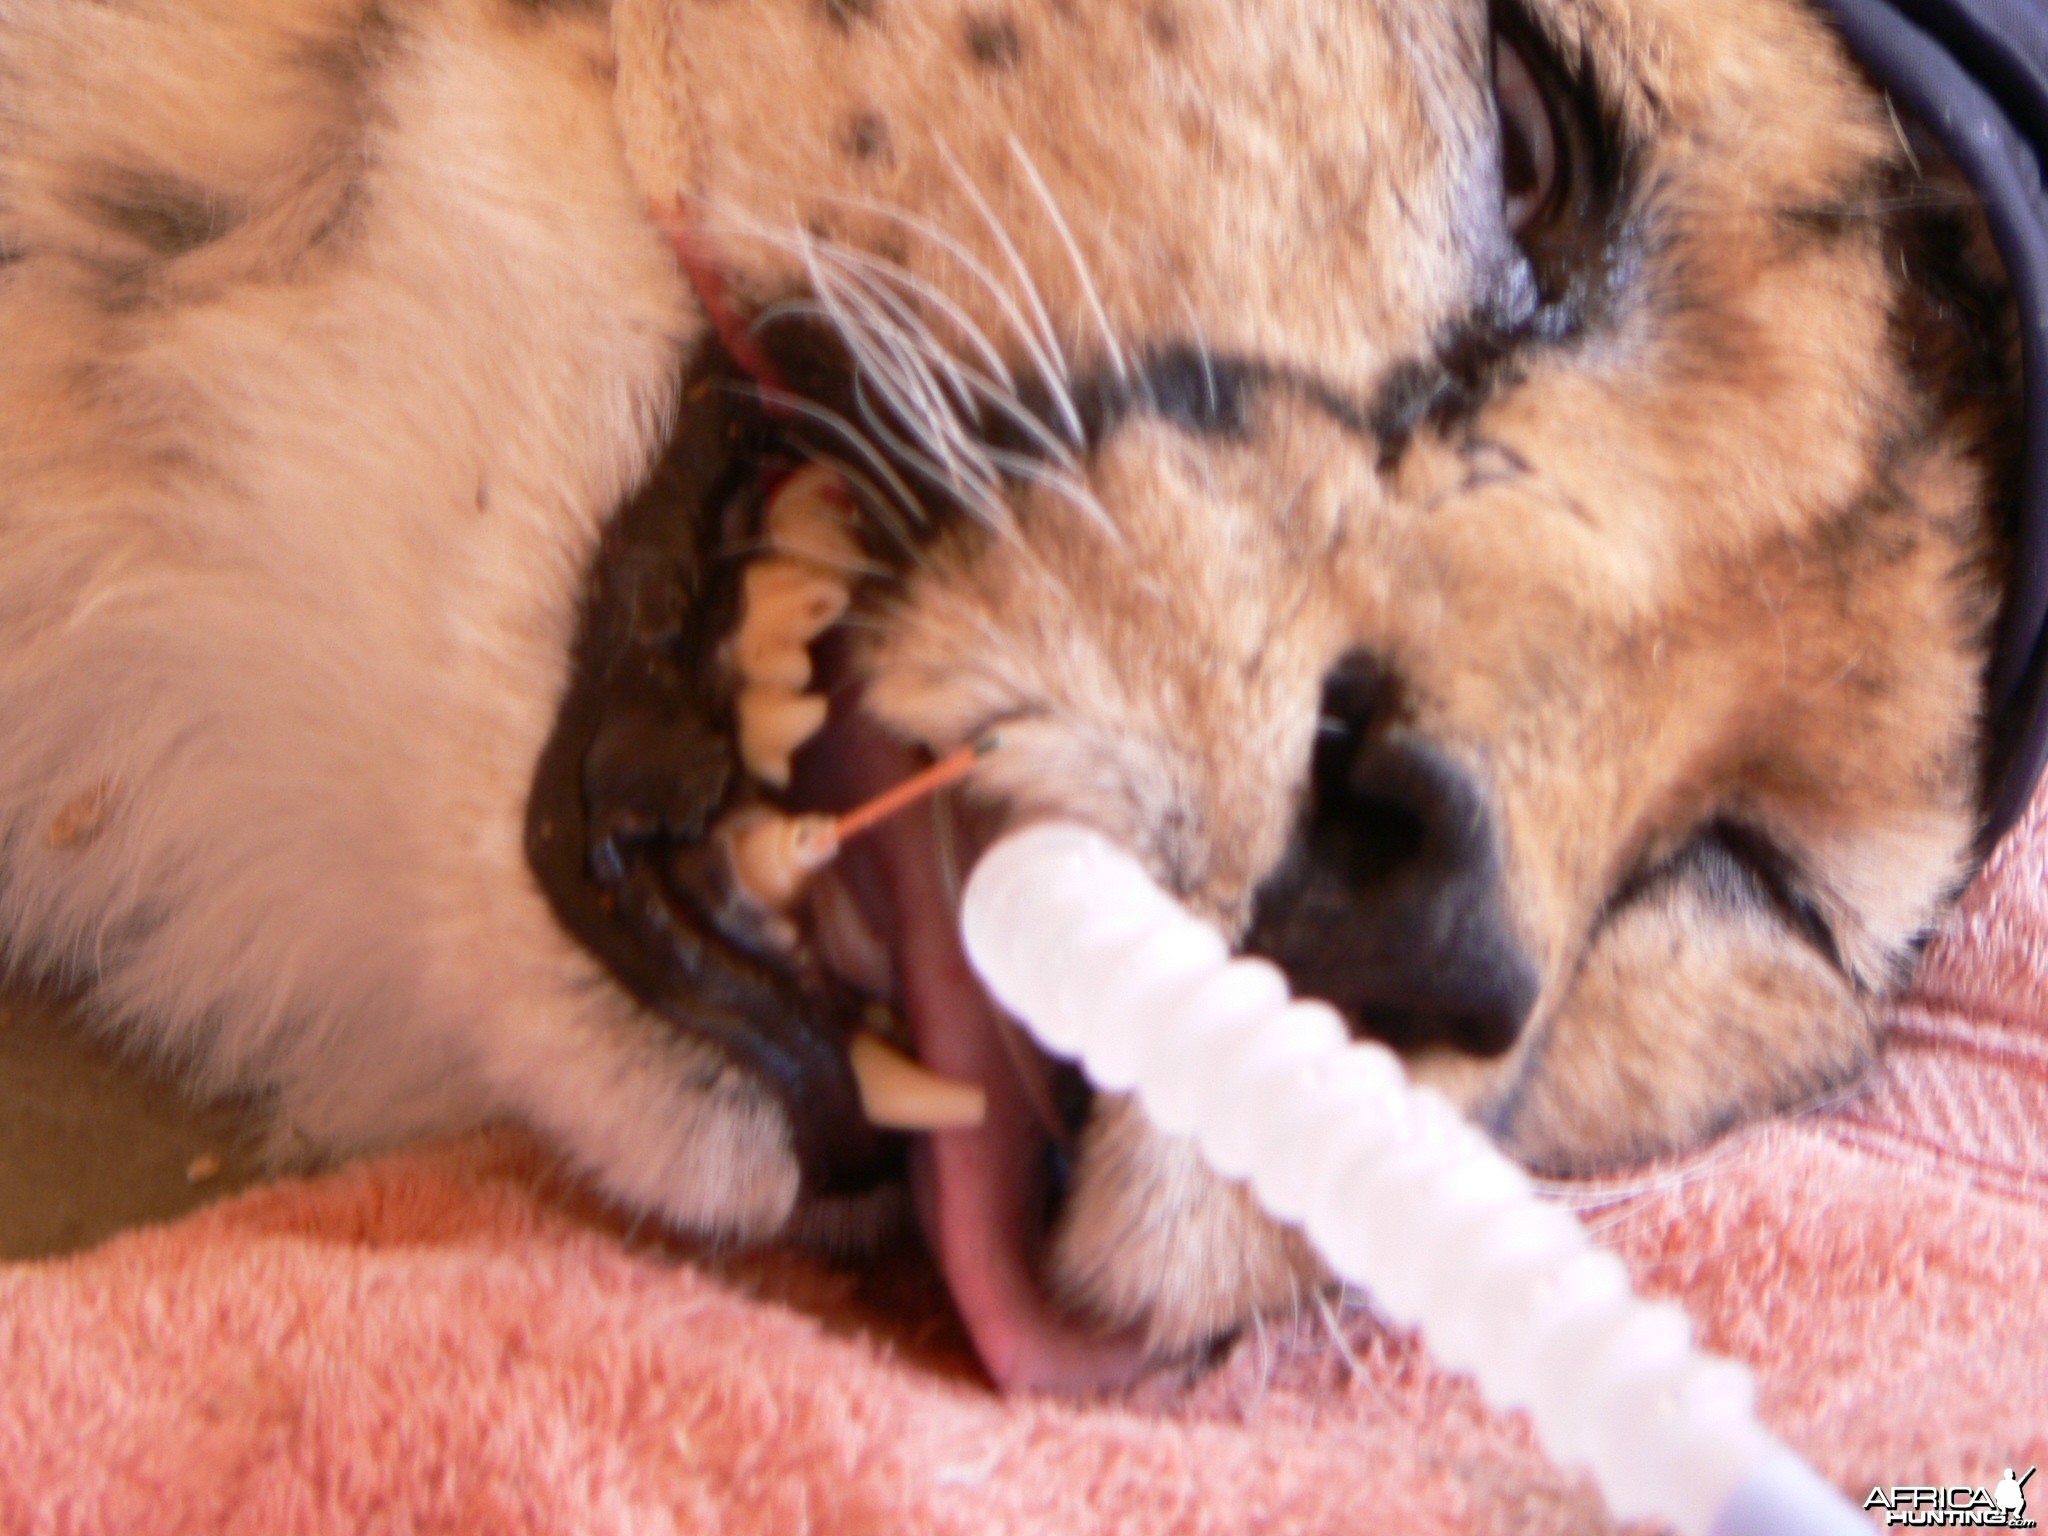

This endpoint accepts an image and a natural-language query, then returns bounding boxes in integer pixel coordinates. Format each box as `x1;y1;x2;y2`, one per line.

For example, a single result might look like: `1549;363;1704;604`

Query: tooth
743;559;850;644
723;811;839;911
725;558;848;691
766;465;865;573
737;687;829;787
849;1030;987;1131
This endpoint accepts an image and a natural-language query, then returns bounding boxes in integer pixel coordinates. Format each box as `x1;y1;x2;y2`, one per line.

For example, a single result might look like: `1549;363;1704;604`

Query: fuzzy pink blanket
5;795;2048;1535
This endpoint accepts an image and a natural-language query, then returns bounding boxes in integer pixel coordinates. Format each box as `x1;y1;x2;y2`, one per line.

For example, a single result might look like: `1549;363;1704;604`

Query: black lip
524;334;899;1199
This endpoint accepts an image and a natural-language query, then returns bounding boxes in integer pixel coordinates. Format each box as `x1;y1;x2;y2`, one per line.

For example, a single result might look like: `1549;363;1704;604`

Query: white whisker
804;248;1085;485
815;273;992;503
751;282;995;517
983;446;1118;540
1176;287;1220;420
781;230;1019;524
1311;1288;1366;1381
692;193;1105;545
744;384;924;543
1008;135;1130;385
725;181;1084;445
700;190;1090;470
790;230;1018;398
851;370;1008;529
934;141;1088;445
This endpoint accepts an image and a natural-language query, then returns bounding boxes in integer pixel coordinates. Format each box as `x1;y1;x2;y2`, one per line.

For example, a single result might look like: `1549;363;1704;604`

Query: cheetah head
570;0;2019;1388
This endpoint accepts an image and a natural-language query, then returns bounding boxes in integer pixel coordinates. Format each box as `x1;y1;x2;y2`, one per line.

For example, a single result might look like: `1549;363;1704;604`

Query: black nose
1245;654;1539;1057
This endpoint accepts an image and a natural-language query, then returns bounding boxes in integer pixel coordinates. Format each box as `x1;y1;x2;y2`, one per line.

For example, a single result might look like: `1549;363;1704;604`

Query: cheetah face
537;0;2018;1387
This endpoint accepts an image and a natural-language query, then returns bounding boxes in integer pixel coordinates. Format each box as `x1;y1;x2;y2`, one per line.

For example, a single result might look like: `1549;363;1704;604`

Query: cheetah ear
1489;859;1879;1174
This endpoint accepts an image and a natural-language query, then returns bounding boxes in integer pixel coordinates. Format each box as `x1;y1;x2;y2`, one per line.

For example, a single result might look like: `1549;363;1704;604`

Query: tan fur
0;0;2012;1360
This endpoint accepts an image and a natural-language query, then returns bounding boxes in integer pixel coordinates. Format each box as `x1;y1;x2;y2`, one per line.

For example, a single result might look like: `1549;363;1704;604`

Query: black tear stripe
996;348;1374;460
525;339;894;1198
987;329;1540;484
743;286;1579;540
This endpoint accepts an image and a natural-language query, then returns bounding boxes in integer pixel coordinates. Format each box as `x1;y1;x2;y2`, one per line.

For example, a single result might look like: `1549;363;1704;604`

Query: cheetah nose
1244;657;1538;1058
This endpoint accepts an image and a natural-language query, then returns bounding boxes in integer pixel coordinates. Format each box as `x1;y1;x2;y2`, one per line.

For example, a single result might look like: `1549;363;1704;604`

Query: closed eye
1611;821;1844;972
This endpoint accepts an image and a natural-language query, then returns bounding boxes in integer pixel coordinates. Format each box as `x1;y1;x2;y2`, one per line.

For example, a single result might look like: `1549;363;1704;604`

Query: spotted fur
0;0;2017;1361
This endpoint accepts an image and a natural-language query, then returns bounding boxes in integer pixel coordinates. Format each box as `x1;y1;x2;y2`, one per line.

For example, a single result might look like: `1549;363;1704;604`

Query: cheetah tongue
809;707;1148;1392
891;832;1150;1393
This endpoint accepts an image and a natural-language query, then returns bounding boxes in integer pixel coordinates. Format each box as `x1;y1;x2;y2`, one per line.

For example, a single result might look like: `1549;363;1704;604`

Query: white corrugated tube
958;821;1868;1536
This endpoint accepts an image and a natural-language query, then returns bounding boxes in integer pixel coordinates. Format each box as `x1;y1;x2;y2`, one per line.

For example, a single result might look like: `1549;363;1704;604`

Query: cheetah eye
1486;7;1624;312
1492;27;1566;237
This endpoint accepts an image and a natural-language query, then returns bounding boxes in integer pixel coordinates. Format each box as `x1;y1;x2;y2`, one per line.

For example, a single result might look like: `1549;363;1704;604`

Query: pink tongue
883;827;1150;1393
808;709;1148;1392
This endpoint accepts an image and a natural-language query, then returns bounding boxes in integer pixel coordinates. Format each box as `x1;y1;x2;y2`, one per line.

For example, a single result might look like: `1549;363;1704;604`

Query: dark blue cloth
1811;0;2048;850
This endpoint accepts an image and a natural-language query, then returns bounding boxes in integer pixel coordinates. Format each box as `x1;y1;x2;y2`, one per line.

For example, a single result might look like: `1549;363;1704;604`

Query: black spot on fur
820;0;878;30
964;12;1023;69
839;110;893;165
1142;4;1180;48
86;172;238;259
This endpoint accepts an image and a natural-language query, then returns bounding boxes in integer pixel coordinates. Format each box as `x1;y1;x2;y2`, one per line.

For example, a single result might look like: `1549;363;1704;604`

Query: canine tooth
737;687;829;787
724;812;839;911
849;1031;987;1131
743;559;850;644
766;465;864;572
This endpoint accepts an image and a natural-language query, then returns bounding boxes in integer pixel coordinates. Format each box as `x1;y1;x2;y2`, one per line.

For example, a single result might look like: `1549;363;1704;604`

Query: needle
725;736;1002;910
834;735;999;844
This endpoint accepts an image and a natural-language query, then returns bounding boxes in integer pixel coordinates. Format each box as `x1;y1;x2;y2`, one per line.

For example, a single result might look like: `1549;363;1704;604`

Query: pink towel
3;783;2046;1535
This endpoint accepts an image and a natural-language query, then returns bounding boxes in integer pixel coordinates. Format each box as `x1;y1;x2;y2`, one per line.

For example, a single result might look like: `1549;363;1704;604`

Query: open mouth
792;635;1151;1392
526;300;1149;1392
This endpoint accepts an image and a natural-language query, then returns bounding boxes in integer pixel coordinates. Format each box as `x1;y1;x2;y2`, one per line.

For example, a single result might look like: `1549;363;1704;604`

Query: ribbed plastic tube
959;822;1867;1536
